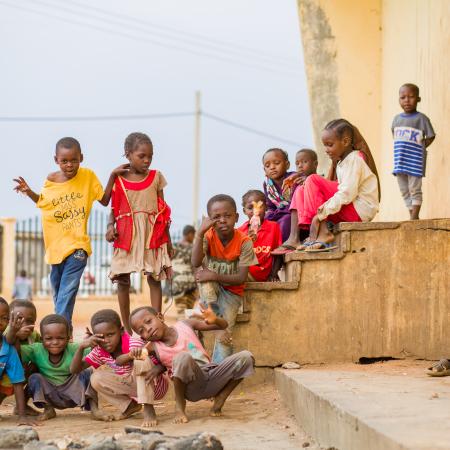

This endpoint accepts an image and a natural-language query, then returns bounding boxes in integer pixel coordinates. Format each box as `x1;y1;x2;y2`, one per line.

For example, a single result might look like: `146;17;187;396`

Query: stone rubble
0;427;223;450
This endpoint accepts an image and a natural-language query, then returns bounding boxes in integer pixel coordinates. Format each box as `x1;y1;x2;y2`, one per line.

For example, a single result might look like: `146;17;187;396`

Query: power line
202;112;303;147
0;110;303;146
0;1;301;78
39;0;302;70
0;112;194;122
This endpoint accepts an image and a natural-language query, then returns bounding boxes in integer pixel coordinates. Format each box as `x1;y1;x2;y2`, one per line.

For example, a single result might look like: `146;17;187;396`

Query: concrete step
275;364;450;450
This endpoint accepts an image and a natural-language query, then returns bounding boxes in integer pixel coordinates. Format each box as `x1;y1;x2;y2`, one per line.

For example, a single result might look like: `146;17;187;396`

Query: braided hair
124;132;153;155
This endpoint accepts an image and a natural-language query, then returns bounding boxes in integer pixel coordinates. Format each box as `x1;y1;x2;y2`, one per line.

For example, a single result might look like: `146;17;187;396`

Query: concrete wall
297;0;450;221
233;219;450;366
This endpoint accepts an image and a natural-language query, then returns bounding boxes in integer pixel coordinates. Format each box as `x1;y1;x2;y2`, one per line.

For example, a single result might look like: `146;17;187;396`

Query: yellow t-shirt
37;167;104;264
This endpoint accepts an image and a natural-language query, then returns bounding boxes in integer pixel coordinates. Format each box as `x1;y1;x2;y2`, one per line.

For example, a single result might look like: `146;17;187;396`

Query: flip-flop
271;244;297;255
427;359;450;377
295;240;316;251
304;241;338;253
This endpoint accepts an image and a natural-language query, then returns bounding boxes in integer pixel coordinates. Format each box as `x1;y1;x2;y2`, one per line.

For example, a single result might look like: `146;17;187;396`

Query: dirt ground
0;383;319;450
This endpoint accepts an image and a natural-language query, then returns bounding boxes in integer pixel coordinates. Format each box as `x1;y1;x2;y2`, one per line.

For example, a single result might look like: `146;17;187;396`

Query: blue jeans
50;249;87;327
200;282;242;364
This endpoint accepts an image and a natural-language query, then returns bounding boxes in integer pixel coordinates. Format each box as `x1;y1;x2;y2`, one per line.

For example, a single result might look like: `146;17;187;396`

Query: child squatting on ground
70;309;168;427
15;314;99;421
130;305;254;424
192;194;258;364
0;297;36;425
238;190;283;281
13;137;129;329
107;132;172;333
392;83;435;220
291;119;380;252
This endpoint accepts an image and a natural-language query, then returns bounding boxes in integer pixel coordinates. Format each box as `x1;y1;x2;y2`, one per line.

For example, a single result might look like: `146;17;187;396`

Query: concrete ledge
285;250;344;262
275;368;450;450
245;281;299;291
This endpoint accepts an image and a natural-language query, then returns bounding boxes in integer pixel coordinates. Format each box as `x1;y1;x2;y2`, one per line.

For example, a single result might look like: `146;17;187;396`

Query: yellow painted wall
297;0;450;220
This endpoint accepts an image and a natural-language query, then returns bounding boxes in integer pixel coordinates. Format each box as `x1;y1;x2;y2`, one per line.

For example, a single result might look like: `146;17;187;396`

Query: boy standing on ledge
392;83;435;220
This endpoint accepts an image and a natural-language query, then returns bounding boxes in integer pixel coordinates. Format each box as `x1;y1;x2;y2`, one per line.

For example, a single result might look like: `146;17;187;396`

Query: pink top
85;332;145;375
153;321;210;377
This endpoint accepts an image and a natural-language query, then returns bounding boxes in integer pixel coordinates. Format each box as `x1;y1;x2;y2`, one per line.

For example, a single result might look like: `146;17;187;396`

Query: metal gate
15;210;142;297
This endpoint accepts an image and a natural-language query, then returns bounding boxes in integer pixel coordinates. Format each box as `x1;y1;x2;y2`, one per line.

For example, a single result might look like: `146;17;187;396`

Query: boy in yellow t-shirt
14;137;128;328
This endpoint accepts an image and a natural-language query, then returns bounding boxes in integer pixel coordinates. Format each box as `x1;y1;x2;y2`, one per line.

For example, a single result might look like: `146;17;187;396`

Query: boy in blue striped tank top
392;83;435;220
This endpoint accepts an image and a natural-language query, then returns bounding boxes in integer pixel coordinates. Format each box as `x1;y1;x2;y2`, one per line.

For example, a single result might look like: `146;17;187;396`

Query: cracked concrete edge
274;370;411;450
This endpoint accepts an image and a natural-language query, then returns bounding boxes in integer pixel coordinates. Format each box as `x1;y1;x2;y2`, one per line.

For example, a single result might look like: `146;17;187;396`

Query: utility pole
192;91;201;226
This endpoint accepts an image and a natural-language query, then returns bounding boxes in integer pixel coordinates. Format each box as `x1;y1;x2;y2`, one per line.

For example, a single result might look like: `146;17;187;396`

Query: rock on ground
0;427;39;448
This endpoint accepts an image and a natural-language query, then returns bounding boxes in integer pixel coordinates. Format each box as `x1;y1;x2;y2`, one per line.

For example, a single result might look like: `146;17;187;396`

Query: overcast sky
0;0;313;231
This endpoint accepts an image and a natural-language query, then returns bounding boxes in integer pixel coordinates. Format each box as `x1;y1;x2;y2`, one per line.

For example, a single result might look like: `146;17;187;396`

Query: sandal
304;241;338;253
427;359;450;377
271;244;297;255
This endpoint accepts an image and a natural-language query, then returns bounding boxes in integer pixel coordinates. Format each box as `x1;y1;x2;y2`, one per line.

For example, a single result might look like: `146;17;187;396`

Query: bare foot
37;406;56;421
210;391;228;417
91;409;114;422
141;404;157;427
116;401;142;420
173;412;189;424
14;404;40;416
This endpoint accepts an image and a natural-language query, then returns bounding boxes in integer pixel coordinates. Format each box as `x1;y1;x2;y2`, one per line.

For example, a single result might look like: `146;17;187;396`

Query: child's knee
173;352;195;368
89;371;102;390
27;373;44;392
114;274;131;287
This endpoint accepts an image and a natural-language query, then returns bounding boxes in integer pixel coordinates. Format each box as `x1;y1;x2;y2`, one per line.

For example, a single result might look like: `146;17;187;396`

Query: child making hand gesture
130;304;254;424
70;309;168;427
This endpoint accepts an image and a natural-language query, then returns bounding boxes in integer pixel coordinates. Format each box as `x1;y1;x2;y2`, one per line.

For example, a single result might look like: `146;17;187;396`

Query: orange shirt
203;228;257;296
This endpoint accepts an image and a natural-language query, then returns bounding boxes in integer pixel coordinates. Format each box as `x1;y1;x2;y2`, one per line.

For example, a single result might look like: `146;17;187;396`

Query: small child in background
0;297;35;425
192;194;257;364
392;83;435;220
19;314;99;421
70;309;168;427
262;148;297;242
107;132;172;333
273;149;319;253
12;270;32;301
164;225;197;318
238;190;283;281
130;305;254;424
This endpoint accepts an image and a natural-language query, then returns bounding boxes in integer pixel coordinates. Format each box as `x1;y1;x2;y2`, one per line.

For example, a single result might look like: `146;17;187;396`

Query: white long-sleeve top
317;151;379;222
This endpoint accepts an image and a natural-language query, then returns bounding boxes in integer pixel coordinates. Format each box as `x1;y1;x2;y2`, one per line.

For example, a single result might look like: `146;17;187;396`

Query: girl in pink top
130;305;254;424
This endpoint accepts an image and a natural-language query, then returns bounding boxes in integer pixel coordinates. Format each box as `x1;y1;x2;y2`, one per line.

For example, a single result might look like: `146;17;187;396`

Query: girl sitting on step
291;119;380;252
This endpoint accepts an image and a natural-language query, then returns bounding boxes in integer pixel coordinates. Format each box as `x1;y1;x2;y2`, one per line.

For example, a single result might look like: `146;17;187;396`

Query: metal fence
15;210;182;297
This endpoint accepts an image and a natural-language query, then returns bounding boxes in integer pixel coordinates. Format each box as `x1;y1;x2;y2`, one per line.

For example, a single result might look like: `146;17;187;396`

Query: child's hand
200;304;217;325
144;364;164;385
129;347;149;360
16;325;35;341
195;268;217;283
198;216;217;236
111;163;131;177
13;177;32;195
105;224;118;243
9;311;24;333
81;328;104;349
248;228;257;242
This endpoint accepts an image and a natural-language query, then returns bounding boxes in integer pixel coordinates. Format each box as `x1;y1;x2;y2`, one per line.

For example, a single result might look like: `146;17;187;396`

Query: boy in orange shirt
192;194;257;364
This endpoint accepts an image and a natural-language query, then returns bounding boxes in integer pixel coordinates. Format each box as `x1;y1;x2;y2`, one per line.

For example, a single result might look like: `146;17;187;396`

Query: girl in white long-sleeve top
291;119;380;252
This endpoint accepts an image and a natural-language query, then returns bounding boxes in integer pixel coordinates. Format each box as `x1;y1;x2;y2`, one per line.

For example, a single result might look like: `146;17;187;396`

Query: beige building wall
297;0;450;221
